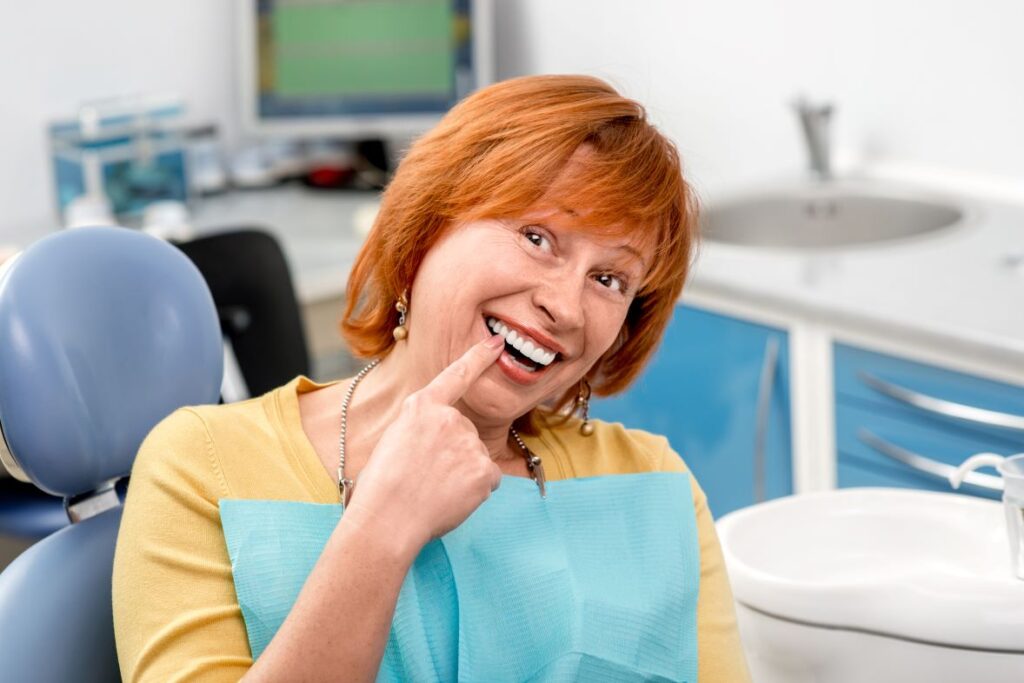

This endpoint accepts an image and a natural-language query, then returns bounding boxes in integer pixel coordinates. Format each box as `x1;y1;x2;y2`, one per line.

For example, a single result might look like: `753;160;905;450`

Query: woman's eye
595;273;627;292
523;228;552;253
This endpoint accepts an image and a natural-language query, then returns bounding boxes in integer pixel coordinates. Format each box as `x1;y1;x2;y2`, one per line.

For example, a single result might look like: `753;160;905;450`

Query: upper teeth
486;317;558;366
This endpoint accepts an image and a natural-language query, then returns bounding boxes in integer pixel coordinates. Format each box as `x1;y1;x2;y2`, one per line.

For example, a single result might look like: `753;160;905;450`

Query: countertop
684;178;1024;364
0;186;375;306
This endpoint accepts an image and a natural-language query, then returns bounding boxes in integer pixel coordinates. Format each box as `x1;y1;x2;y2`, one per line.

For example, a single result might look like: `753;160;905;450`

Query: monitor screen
239;0;493;138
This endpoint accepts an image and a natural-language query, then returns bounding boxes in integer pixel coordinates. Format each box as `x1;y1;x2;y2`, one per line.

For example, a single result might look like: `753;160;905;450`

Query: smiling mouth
485;316;562;373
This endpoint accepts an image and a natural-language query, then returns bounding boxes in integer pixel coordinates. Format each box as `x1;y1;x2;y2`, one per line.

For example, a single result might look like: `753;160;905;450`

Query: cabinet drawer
835;402;1018;499
834;343;1024;444
591;303;792;517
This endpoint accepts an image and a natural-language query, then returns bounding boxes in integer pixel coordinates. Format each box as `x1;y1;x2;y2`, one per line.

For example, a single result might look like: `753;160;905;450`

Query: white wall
494;0;1024;202
0;0;237;244
2;0;1023;244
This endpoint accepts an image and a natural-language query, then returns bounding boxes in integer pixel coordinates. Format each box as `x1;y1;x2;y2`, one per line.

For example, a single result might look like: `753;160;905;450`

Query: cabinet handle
857;371;1024;433
754;336;780;503
857;428;1004;492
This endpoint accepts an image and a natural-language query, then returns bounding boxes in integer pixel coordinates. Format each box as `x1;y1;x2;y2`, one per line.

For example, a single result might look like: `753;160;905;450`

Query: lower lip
483;319;556;386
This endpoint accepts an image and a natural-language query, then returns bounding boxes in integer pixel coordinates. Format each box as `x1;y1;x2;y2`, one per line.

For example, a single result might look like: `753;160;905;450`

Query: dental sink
701;183;964;249
716;488;1024;683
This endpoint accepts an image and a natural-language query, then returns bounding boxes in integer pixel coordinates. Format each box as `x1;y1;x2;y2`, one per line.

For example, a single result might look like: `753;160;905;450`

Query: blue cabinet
590;304;793;517
833;343;1024;499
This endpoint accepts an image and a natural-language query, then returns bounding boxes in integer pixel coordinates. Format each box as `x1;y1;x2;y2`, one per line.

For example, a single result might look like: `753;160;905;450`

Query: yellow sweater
112;375;751;682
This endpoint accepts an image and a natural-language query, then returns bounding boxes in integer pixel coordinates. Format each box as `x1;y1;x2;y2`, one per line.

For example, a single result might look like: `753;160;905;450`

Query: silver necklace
337;361;546;510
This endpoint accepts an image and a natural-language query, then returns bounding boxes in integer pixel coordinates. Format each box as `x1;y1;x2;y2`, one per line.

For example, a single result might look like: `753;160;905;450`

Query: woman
112;74;751;682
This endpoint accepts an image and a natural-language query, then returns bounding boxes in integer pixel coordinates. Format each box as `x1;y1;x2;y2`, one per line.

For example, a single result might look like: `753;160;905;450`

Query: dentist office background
1;1;1023;681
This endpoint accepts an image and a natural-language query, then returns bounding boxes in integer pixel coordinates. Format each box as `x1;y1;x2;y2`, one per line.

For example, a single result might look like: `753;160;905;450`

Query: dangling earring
392;289;409;341
577;378;594;437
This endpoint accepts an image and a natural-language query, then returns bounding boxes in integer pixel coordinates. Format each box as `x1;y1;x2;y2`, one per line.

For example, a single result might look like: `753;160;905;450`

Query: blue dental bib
220;471;700;682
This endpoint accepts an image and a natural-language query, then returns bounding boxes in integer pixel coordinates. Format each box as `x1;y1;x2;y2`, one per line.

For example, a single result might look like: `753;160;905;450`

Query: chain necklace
337;361;547;510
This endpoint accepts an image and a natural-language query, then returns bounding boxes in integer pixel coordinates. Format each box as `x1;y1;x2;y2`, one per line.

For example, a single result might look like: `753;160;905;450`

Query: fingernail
486;333;504;349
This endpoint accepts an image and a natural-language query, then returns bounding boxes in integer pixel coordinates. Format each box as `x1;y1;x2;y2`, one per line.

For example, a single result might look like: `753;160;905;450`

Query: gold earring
578;379;594;437
392;289;409;341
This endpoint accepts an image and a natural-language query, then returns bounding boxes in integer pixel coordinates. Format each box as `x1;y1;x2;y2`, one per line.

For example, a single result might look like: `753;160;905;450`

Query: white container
717;488;1024;683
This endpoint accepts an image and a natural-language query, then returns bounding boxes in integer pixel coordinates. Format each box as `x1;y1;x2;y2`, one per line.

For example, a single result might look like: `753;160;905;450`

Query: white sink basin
702;183;963;249
717;488;1024;682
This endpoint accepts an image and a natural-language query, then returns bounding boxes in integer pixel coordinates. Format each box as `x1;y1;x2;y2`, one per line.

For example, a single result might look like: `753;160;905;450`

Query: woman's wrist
339;502;425;564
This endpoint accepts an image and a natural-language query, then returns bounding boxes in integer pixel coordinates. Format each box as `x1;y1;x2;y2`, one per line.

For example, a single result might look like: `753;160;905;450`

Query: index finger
420;334;504;405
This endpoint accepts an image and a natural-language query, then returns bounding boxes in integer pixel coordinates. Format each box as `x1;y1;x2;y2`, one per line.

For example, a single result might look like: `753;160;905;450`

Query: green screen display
272;1;455;98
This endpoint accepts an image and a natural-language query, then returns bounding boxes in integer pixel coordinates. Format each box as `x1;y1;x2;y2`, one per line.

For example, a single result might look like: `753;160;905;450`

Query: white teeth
485;316;559;366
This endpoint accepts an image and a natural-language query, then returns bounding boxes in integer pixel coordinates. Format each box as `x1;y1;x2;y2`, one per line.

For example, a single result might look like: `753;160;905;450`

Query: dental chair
0;226;223;681
0;227;306;546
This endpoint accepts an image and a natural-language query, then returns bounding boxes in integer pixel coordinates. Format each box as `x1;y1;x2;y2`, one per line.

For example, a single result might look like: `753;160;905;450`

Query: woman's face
407;196;651;425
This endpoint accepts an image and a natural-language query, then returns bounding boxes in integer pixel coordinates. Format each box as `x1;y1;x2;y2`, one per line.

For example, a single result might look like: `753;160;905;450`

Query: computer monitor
236;0;494;139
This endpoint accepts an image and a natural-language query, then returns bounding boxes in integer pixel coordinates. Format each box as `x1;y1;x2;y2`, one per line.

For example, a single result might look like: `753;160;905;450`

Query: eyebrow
552;205;647;269
614;243;648;271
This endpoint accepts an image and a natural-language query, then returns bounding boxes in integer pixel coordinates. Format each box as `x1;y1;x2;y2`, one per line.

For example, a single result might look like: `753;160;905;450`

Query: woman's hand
342;334;506;552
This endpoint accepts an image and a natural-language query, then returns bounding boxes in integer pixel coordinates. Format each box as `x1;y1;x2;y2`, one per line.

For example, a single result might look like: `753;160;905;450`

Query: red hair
341;74;700;433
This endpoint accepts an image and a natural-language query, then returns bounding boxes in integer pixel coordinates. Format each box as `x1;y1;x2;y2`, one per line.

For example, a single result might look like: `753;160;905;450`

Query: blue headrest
0;226;223;497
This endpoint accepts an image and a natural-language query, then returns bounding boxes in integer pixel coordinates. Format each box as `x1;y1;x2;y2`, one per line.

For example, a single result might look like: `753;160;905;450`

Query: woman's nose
531;269;585;330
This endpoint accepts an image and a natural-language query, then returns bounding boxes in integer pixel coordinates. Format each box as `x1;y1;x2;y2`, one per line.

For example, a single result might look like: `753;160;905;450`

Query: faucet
792;97;834;181
951;452;1024;581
